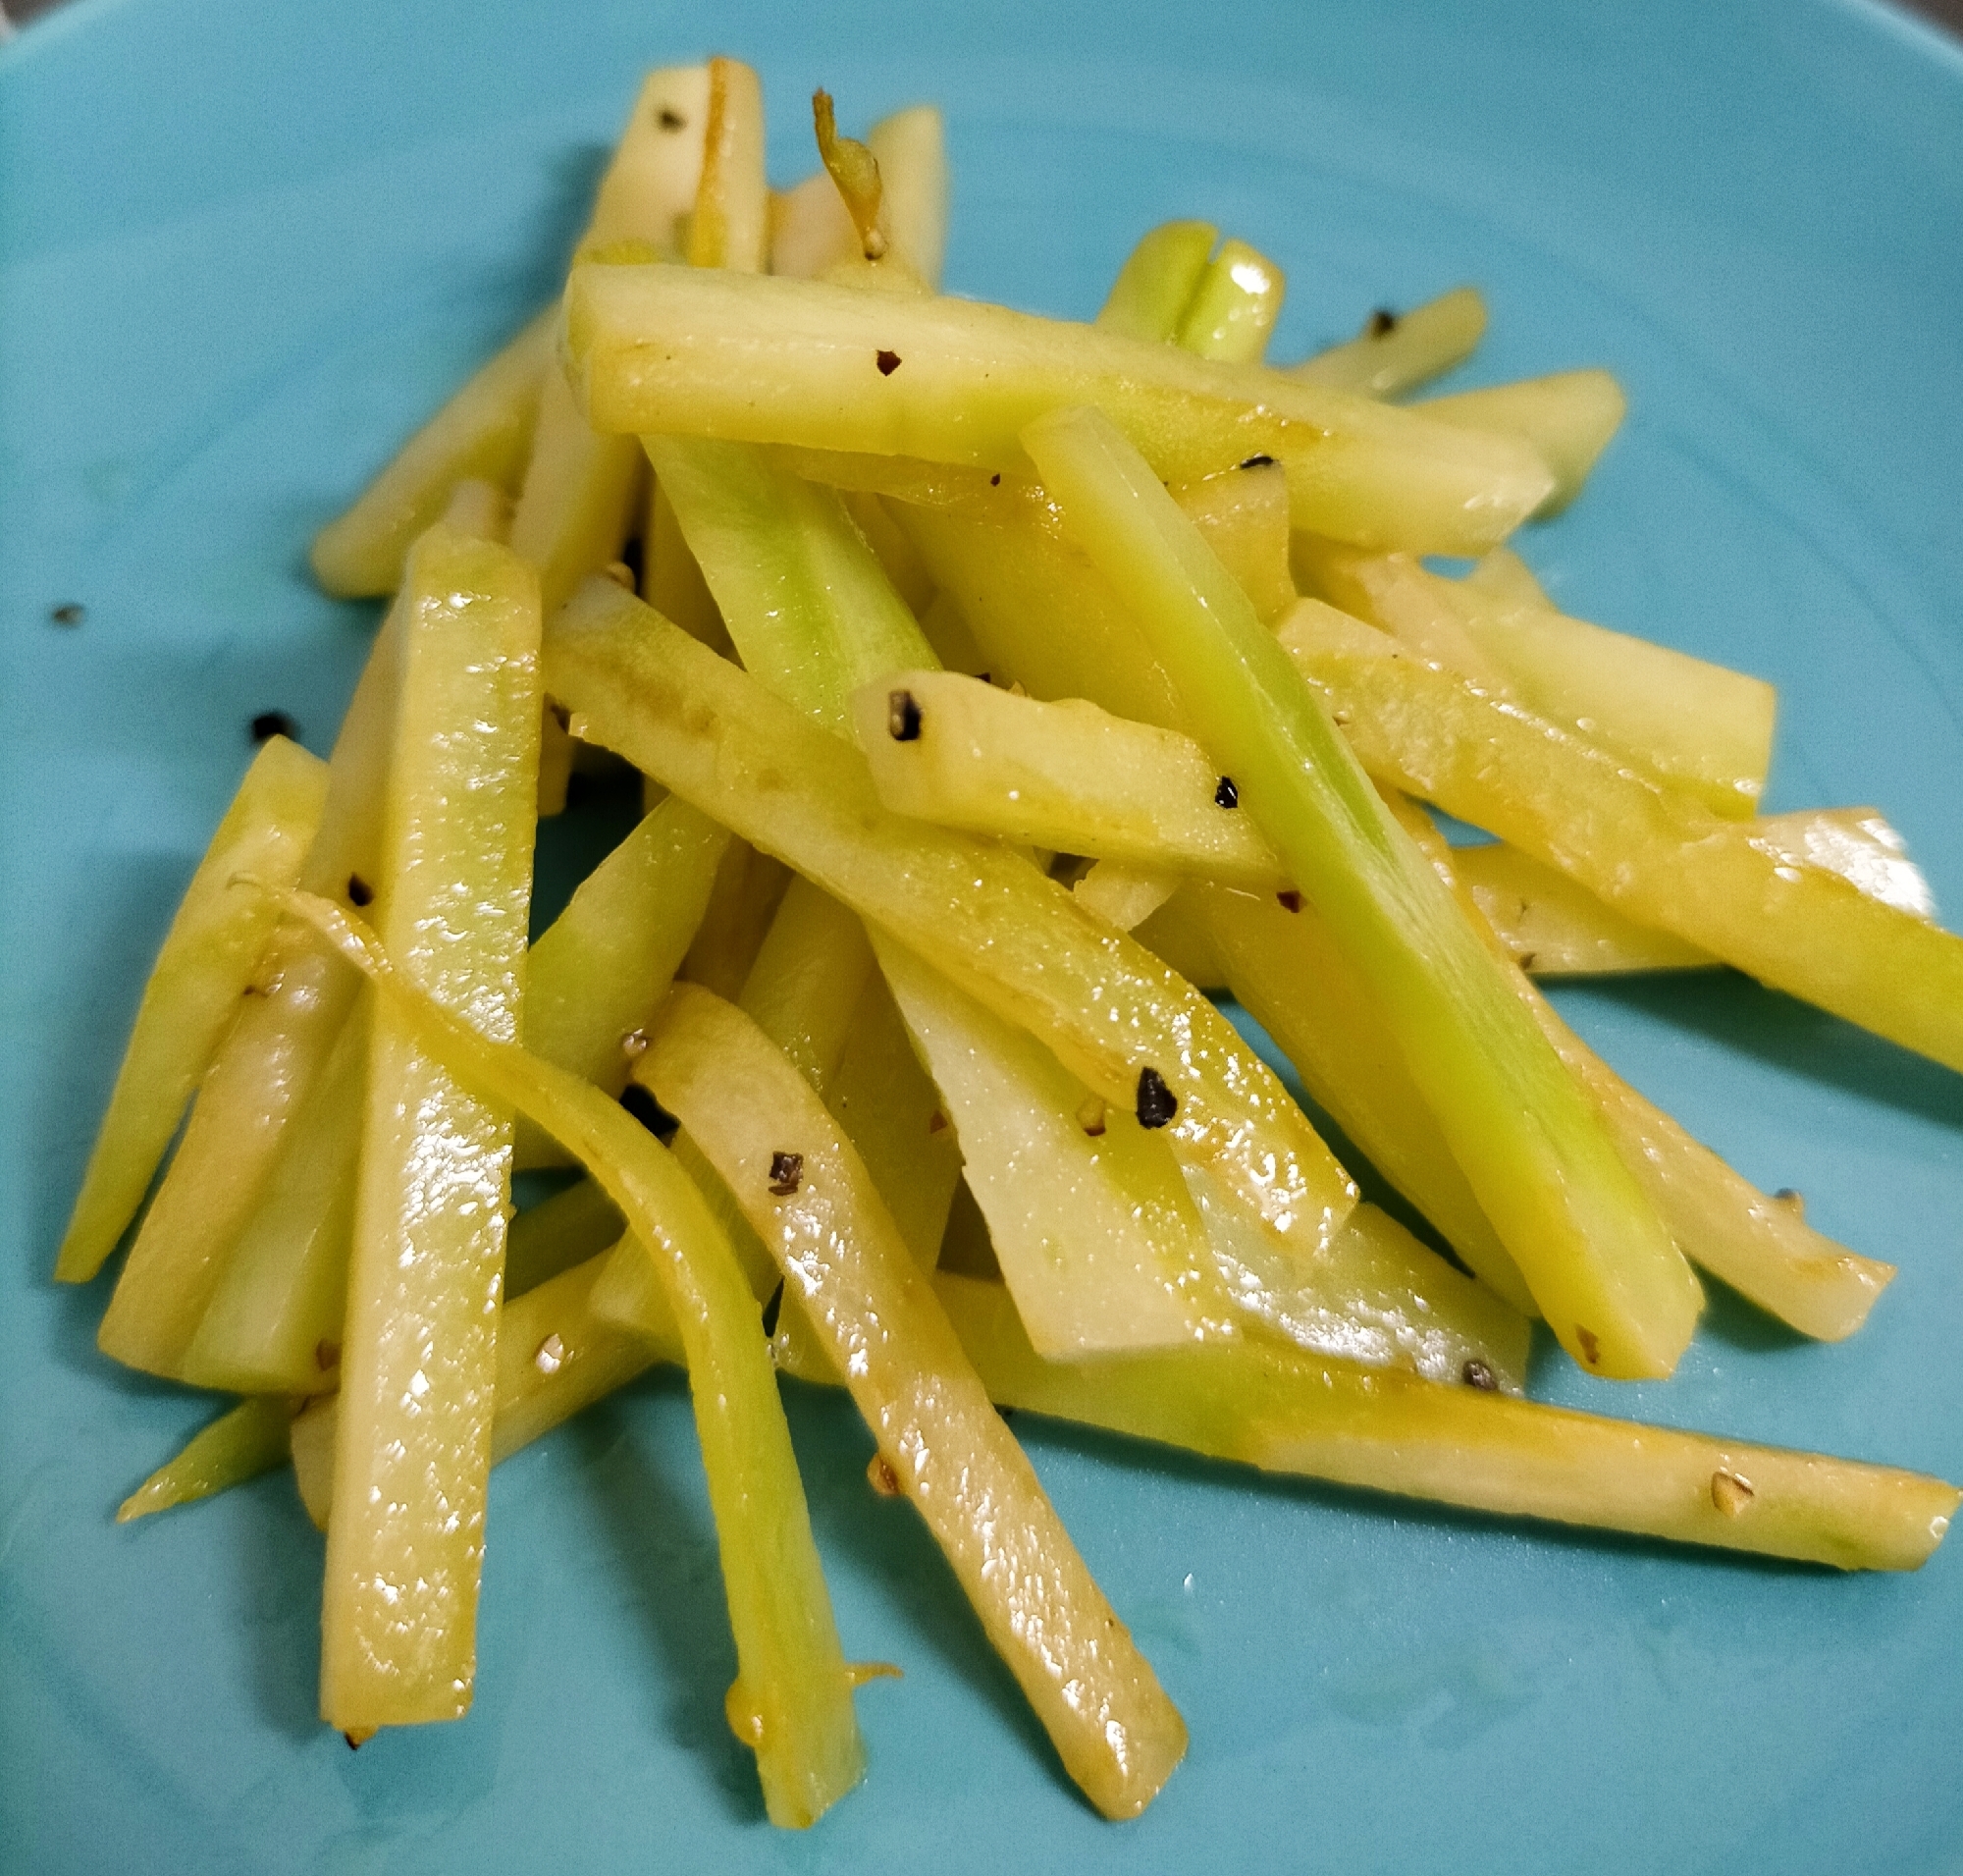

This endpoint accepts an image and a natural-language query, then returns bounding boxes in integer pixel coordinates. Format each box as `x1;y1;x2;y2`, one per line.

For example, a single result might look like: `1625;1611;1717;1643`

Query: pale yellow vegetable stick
1456;840;1715;976
560;262;1556;556
310;310;555;598
1174;238;1285;365
867;106;948;290
688;57;769;273
95;607;398;1367
282;888;864;1826
645;985;1189;1821
58;736;327;1285
1415;367;1626;514
1290;287;1487;398
323;523;540;1731
1170;458;1295;621
510;65;717;615
937;1274;1956;1574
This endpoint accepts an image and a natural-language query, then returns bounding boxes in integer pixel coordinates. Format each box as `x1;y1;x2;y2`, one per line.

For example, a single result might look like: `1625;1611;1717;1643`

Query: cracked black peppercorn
876;348;901;376
1214;776;1239;809
769;1151;804;1195
1135;1066;1177;1130
887;689;923;740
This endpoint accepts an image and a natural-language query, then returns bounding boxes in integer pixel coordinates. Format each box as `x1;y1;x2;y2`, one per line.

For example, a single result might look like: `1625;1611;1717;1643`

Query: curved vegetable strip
1022;403;1700;1379
309;309;555;598
57;735;328;1284
1414;367;1625;515
1095;221;1218;341
1278;601;1963;1076
560;261;1555;555
645;985;1189;1820
282;890;862;1827
116;1397;294;1525
937;1274;1955;1574
542;577;1355;1263
1174;238;1285;365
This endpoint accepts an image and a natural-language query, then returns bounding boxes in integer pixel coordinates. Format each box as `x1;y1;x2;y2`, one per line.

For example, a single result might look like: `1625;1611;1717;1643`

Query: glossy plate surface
4;1;1962;1869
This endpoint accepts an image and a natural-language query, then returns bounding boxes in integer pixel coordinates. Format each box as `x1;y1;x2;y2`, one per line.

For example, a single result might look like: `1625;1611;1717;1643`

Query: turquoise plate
5;2;1962;1869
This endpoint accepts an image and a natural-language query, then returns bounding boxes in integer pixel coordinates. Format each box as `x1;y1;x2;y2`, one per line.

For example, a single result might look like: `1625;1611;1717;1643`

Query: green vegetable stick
1281;601;1963;1075
936;1274;1957;1574
560;261;1554;554
1021;403;1700;1378
646;984;1190;1821
323;523;541;1732
117;1397;295;1525
1290;286;1488;398
58;735;328;1286
543;577;1357;1263
1095;220;1218;341
285;888;863;1825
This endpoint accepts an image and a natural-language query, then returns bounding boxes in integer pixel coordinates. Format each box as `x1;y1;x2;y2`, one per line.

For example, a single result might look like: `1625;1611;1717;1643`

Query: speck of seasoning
251;710;300;743
1461;1359;1498;1391
621;1028;651;1060
1238;454;1275;469
1135;1066;1178;1130
761;1278;785;1338
1575;1325;1602;1367
534;1332;566;1376
1076;1095;1108;1138
1518;951;1538;972
1276;889;1302;913
769;1150;805;1196
989;473;1001;486
315;1339;341;1372
1367;307;1400;337
345;874;374;907
867;1453;903;1497
620;1082;679;1141
875;348;902;376
1711;1469;1755;1517
50;603;85;627
658;107;687;131
1214;776;1239;810
887;688;923;741
928;1109;949;1135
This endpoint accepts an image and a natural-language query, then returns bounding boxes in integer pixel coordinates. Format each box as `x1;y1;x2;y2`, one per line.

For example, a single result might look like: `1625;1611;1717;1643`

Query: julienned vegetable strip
541;575;1357;1260
1020;403;1701;1379
646;985;1191;1820
934;1276;1958;1574
57;735;328;1285
559;260;1556;554
280;889;863;1827
322;523;541;1732
117;1397;294;1525
1279;601;1963;1075
1290;286;1487;397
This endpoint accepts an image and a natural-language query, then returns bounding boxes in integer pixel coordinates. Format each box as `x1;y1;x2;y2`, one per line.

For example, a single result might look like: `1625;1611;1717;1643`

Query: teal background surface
4;2;1962;1870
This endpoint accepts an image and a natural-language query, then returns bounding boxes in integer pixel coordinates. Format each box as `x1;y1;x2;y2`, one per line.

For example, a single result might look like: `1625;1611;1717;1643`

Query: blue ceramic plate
5;2;1963;1869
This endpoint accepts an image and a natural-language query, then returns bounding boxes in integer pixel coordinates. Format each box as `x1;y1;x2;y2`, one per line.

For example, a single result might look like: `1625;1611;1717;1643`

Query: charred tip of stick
769;1151;804;1196
1135;1066;1177;1130
887;689;923;740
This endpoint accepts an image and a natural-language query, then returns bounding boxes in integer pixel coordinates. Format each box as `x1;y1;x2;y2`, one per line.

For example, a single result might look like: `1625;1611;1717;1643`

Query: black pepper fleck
876;349;902;376
658;107;686;131
769;1150;805;1196
989;473;1001;486
49;603;84;627
251;711;300;743
1135;1066;1178;1130
1367;307;1400;337
1575;1326;1602;1367
345;874;374;908
1238;455;1275;469
1461;1359;1497;1391
620;1082;679;1142
1214;776;1239;810
887;688;923;741
1276;889;1302;913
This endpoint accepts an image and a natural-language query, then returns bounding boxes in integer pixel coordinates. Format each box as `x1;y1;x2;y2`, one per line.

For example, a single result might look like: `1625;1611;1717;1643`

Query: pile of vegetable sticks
65;57;1961;1827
